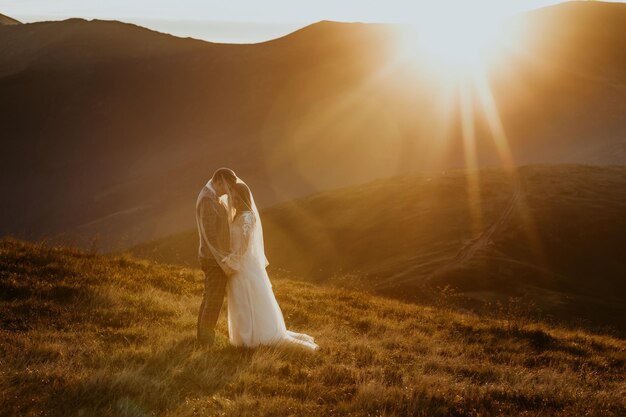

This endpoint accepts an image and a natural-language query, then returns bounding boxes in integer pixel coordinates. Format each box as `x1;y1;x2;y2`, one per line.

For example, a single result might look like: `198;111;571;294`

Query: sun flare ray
472;69;515;170
459;82;484;234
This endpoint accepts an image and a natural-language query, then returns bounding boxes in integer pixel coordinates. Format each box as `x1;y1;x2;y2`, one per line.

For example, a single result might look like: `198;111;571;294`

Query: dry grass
1;239;625;416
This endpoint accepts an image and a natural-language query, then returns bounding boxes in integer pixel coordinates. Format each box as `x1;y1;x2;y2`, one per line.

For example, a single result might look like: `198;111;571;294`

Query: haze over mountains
1;1;625;249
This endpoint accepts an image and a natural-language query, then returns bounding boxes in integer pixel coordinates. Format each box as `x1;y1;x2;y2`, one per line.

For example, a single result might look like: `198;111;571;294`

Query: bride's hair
232;182;253;214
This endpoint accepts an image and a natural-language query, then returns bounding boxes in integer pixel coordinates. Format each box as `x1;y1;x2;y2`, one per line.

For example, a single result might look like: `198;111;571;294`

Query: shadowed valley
134;165;626;330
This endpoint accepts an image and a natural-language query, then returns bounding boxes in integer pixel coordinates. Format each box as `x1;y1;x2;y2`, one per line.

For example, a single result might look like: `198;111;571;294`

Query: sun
394;11;521;79
416;17;499;68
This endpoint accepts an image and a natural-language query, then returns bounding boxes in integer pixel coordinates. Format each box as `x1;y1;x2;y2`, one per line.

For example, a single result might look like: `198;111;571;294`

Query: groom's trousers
197;258;228;342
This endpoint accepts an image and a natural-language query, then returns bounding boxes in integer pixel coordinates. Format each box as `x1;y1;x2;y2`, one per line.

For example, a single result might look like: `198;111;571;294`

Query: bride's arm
221;213;255;271
238;212;255;255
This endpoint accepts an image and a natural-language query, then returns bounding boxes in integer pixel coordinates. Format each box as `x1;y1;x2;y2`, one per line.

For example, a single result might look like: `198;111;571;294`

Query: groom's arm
199;198;220;250
199;198;233;275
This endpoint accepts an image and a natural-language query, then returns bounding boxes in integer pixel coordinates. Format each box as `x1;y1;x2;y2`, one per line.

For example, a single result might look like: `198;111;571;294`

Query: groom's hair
212;167;237;185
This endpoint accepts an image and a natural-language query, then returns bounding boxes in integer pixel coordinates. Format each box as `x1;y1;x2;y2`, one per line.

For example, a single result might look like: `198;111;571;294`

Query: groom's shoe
197;329;216;347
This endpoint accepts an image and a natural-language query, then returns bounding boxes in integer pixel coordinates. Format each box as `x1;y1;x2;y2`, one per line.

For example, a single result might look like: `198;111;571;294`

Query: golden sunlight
391;9;528;237
395;9;526;80
415;17;498;68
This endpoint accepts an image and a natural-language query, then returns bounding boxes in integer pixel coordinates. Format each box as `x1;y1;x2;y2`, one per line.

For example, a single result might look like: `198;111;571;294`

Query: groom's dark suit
196;184;230;345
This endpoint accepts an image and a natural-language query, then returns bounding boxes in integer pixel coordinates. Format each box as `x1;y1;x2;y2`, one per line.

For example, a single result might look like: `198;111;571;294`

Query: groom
196;167;237;346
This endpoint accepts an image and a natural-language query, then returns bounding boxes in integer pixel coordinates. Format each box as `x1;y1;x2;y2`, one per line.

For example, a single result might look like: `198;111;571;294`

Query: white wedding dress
224;211;318;350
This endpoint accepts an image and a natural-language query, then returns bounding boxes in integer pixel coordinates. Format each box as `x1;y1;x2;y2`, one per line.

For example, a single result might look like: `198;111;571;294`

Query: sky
0;1;620;43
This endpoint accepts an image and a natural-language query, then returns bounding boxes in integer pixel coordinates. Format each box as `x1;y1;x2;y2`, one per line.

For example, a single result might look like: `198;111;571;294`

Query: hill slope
0;13;20;25
1;1;626;249
134;165;626;328
1;239;625;416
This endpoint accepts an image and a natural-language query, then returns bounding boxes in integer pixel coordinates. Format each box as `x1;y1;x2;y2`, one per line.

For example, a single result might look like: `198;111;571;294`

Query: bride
220;178;318;351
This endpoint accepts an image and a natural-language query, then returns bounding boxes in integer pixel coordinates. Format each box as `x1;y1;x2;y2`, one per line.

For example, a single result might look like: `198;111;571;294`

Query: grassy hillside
0;240;626;416
133;165;626;329
1;239;625;416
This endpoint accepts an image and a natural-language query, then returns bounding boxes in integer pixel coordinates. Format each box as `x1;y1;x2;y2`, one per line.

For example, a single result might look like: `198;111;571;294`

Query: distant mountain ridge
0;13;20;25
0;1;625;249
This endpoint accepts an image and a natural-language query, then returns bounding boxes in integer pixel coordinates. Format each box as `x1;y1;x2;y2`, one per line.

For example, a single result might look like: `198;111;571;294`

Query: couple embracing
195;168;318;351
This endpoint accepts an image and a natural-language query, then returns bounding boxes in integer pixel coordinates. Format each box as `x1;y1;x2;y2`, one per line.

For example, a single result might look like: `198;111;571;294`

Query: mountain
1;239;624;416
1;2;626;249
133;164;626;328
0;13;20;25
